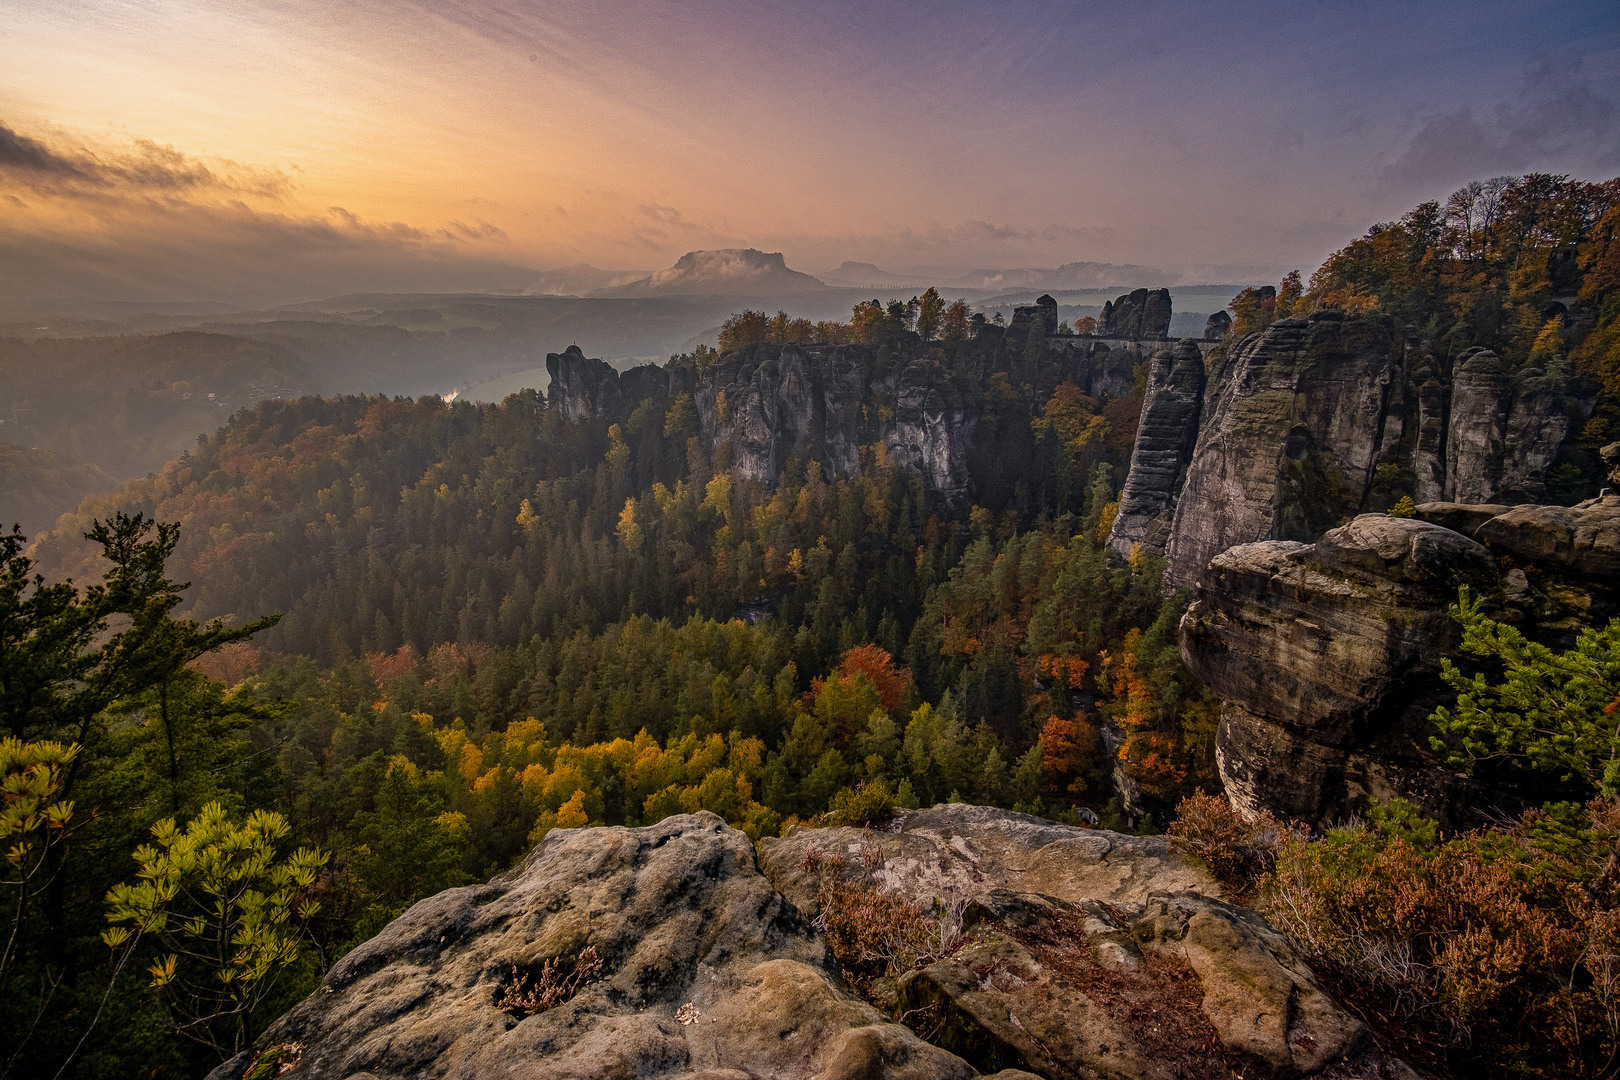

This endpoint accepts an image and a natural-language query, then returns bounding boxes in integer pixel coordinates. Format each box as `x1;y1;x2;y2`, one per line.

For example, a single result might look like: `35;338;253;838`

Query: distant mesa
602;249;826;297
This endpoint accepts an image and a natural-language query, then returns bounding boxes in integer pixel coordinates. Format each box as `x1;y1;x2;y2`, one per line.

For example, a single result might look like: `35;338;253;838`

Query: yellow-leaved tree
103;803;328;1062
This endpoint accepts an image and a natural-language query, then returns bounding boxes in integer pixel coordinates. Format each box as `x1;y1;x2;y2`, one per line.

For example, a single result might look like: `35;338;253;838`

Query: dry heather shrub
496;946;603;1017
1166;789;1289;895
1267;800;1620;1077
800;830;946;993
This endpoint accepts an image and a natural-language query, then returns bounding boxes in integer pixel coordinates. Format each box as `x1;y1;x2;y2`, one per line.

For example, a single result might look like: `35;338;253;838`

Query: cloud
0;122;288;198
0;122;530;307
1381;56;1620;191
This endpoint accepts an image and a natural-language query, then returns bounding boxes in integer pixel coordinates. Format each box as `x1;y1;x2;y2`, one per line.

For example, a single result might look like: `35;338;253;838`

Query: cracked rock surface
217;807;1411;1080
209;813;976;1080
758;803;1220;912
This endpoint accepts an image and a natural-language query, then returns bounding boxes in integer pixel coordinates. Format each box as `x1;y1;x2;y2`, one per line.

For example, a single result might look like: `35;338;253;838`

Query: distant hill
0;442;116;538
816;261;924;288
604;249;826;296
527;263;652;296
946;262;1174;291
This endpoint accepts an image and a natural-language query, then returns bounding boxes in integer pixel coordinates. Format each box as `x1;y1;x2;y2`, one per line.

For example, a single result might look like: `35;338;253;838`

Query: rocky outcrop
1444;348;1512;503
1099;288;1172;339
1006;294;1058;340
695;344;977;501
1203;310;1232;340
215;813;977;1080
762;806;1409;1080
1181;500;1620;826
1106;341;1206;560
897;890;1385;1080
1153;316;1599;588
1164;312;1398;588
758;803;1221;911
1408;351;1450;503
228;806;1410;1080
1180;515;1497;826
544;346;624;423
543;331;1162;507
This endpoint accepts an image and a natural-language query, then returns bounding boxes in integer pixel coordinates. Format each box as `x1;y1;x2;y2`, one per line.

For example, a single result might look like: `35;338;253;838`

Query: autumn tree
915;287;945;341
835;644;912;713
718;310;770;352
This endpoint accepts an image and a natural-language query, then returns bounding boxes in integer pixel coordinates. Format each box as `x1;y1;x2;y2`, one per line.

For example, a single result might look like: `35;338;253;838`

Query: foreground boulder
223;805;1410;1080
758;803;1220;911
763;805;1411;1079
897;890;1408;1080
212;813;978;1080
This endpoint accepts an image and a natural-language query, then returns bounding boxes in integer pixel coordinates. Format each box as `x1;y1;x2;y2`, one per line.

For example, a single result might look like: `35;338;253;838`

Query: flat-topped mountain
606;249;827;297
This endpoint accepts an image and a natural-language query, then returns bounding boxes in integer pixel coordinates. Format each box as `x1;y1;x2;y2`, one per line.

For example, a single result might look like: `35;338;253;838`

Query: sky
3;0;1619;306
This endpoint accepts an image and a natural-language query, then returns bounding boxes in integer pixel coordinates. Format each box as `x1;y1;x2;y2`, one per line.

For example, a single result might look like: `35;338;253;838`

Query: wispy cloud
0;122;289;198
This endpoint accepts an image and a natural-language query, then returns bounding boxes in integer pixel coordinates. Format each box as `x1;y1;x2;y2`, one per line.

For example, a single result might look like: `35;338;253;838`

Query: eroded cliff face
1107;340;1205;561
1181;498;1620;827
543;334;1157;507
1158;312;1399;582
1105;310;1598;585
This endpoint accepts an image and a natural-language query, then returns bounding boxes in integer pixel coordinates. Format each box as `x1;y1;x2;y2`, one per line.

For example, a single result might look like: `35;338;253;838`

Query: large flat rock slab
211;813;976;1080
758;804;1221;915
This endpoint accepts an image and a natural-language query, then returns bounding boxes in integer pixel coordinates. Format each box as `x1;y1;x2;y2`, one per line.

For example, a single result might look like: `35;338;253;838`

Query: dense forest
7;277;1211;1079
7;172;1620;1078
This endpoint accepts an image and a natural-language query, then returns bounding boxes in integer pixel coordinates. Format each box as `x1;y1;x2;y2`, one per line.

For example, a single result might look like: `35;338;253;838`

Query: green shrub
824;779;899;827
1386;495;1418;518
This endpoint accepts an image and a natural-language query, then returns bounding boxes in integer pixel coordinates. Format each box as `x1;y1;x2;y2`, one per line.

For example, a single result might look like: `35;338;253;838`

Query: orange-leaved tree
1100;629;1187;799
834;644;912;713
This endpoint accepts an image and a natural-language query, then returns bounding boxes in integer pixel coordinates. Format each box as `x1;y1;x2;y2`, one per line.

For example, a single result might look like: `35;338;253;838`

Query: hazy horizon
4;0;1619;307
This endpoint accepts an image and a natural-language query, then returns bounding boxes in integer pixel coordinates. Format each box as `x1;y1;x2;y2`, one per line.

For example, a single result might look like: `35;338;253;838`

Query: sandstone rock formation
1144;313;1598;588
542;332;1156;507
758;803;1221;912
1099;288;1172;339
762;805;1409;1079
1445;348;1512;504
222;806;1411;1080
1006;294;1058;340
1107;340;1206;561
1163;312;1398;587
1203;310;1232;340
212;813;976;1080
1179;515;1497;826
544;346;625;424
1181;500;1620;826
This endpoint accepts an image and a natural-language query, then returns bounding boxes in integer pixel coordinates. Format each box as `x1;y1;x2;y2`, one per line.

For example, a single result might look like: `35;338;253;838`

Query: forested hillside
6;280;1214;1078
10;172;1620;1079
